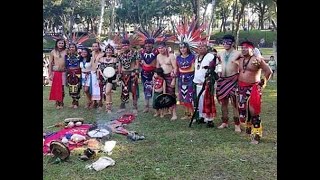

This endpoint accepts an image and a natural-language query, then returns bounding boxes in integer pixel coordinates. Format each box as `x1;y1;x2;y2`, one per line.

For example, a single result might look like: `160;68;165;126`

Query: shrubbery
210;30;277;48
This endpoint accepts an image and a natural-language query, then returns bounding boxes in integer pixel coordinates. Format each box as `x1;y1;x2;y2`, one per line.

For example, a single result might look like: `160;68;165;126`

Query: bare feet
218;123;229;129
143;108;149;113
234;125;241;132
170;115;177;120
153;113;159;117
180;116;189;120
250;139;259;145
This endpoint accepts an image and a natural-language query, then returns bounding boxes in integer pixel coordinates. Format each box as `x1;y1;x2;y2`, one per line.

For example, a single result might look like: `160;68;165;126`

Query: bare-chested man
216;34;242;132
156;42;178;120
48;39;67;109
237;41;272;144
90;42;105;109
117;39;140;115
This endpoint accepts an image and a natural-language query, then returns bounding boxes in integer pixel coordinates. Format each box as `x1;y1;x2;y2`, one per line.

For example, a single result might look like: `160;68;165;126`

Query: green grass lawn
43;74;277;179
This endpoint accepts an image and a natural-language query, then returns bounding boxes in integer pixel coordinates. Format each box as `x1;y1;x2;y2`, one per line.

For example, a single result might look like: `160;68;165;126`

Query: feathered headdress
172;16;208;52
135;26;166;45
96;32;122;52
51;32;95;48
120;31;142;47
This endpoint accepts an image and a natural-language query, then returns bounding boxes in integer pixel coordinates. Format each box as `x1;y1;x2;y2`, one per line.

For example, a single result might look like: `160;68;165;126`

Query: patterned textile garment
118;50;140;109
80;60;92;88
216;73;239;103
237;81;263;140
120;72;139;107
98;61;117;85
152;77;164;109
65;54;82;106
163;73;175;97
202;59;219;119
176;54;195;109
140;49;158;100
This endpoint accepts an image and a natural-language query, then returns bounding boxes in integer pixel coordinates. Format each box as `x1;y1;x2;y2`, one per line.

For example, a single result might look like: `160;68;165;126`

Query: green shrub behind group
211;30;277;48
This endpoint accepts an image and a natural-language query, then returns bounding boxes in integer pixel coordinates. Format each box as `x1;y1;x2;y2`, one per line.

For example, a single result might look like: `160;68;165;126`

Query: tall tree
250;0;273;30
234;0;248;47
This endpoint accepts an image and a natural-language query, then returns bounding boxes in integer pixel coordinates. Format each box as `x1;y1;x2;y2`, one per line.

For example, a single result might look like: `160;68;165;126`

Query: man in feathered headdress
136;27;165;113
117;34;141;115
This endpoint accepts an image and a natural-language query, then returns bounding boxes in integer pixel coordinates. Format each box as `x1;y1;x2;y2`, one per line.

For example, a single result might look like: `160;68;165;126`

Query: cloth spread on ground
43;114;137;154
43;124;91;154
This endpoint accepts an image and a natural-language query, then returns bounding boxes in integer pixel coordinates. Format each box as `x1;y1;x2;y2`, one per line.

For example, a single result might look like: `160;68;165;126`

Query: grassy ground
43;74;277;179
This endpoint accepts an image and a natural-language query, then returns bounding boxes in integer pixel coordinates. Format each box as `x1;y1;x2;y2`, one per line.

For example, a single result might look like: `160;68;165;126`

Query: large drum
103;67;116;78
154;93;177;109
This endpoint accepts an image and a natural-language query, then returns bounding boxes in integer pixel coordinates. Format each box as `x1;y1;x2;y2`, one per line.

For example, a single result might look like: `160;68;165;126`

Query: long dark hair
79;48;92;62
54;38;66;51
178;42;192;55
154;67;165;79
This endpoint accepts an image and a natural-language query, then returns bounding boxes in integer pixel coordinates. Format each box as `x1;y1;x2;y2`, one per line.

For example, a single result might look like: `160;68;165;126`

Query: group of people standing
47;32;273;144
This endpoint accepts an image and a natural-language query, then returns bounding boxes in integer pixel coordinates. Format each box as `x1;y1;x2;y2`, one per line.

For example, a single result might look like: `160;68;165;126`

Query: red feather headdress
51;32;95;48
135;26;167;44
172;16;208;52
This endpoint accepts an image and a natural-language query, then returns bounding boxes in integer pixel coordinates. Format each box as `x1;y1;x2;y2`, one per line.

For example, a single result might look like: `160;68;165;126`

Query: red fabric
49;71;63;101
238;81;261;115
117;113;136;124
43;124;91;153
154;77;164;89
249;84;261;114
142;65;156;71
180;102;194;110
203;83;216;117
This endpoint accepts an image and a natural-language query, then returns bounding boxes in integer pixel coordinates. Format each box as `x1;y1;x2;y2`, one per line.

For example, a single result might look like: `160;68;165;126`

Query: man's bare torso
218;49;241;77
238;55;262;83
50;50;67;71
157;54;175;74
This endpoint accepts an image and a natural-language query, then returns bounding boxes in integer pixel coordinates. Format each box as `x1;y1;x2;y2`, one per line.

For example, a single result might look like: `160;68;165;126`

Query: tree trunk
223;16;227;33
235;2;246;48
108;0;116;38
231;0;238;34
191;0;200;28
202;3;209;23
207;0;217;37
97;0;106;40
86;17;90;32
271;19;277;30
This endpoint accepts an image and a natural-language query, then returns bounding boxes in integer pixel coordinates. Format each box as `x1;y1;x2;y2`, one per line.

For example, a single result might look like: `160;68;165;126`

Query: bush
210;30;277;48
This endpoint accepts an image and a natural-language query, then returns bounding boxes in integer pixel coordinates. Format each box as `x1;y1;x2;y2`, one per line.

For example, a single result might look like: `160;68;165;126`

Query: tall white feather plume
100;39;116;51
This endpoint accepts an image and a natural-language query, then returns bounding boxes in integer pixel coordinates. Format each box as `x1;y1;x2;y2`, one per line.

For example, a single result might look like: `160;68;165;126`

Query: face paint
222;39;233;45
